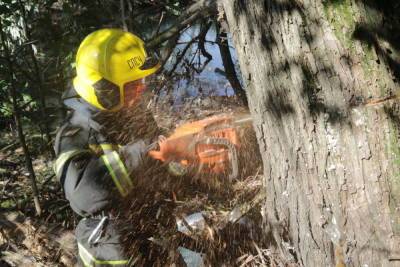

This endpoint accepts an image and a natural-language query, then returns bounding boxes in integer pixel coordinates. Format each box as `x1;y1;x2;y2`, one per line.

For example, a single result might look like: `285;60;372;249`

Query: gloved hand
119;140;148;172
148;135;189;177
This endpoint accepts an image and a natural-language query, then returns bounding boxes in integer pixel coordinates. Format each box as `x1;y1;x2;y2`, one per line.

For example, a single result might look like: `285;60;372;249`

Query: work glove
119;140;148;172
148;135;189;177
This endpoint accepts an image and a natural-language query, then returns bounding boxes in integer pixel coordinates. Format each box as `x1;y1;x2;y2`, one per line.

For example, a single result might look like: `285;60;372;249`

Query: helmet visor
93;78;120;110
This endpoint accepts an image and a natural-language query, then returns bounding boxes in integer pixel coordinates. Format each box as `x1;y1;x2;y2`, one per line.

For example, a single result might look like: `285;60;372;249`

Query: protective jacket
54;87;142;266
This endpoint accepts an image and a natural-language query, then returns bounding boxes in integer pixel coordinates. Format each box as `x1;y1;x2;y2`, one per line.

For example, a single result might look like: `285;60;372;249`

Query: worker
53;28;161;266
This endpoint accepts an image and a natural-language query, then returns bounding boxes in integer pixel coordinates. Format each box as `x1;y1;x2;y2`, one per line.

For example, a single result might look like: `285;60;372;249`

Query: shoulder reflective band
100;143;115;153
54;149;90;179
78;242;128;266
89;144;122;155
100;151;132;197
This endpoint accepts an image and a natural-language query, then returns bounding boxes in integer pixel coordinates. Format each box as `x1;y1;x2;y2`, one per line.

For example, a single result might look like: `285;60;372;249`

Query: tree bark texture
222;0;400;266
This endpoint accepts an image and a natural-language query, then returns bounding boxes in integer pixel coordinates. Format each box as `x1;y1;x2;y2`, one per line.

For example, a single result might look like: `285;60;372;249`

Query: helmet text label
127;57;143;69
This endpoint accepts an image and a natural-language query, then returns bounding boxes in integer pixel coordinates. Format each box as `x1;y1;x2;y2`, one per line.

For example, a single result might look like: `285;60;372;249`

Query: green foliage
0;80;13;117
0;199;14;209
322;0;397;94
0;0;188;131
322;0;356;50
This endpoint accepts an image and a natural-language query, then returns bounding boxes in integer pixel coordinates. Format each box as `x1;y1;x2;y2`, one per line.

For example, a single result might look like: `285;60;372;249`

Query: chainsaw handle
147;135;166;160
147;134;193;163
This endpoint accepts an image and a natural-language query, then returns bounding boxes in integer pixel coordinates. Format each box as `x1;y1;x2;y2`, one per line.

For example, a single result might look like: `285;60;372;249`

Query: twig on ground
41;174;55;188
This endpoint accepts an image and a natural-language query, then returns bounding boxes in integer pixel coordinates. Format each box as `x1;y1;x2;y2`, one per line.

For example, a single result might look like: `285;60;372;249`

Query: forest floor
0;123;78;266
0;95;295;266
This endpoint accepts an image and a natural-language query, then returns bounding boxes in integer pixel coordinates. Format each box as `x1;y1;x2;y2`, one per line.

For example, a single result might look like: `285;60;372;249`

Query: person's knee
76;217;128;266
66;185;110;216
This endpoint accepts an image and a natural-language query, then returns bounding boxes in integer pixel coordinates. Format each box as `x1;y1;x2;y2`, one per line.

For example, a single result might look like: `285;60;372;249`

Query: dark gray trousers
76;217;128;267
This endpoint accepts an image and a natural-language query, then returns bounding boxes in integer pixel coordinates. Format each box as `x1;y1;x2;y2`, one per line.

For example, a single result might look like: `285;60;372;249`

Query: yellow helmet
73;28;160;111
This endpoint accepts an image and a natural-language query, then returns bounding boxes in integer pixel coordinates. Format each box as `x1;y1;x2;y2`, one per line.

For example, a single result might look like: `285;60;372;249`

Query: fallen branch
41;174;55;188
0;159;18;168
0;141;18;151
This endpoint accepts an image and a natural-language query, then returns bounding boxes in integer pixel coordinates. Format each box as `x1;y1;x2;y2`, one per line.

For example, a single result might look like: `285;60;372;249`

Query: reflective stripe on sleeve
100;151;132;197
78;242;128;266
53;149;90;179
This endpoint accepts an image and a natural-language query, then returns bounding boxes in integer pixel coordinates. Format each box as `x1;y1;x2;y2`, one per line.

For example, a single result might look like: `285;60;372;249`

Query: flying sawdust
94;97;281;266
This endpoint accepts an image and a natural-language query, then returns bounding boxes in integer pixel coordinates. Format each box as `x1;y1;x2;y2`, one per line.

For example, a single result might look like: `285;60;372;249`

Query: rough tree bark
222;0;400;266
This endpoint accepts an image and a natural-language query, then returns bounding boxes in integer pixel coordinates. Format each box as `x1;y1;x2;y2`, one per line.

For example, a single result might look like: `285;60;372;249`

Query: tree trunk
222;0;400;266
0;19;42;216
18;0;55;158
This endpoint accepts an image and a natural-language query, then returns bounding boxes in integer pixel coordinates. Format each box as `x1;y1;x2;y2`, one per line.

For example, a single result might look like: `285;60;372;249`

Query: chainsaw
148;113;252;180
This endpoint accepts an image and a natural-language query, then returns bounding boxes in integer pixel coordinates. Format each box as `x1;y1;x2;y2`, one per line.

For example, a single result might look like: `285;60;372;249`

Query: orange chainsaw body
149;114;240;177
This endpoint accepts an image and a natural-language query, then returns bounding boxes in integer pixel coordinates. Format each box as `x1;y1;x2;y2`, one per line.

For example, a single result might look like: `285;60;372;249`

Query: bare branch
147;0;217;49
216;18;248;106
166;37;197;77
154;11;165;36
120;0;128;31
198;20;213;61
